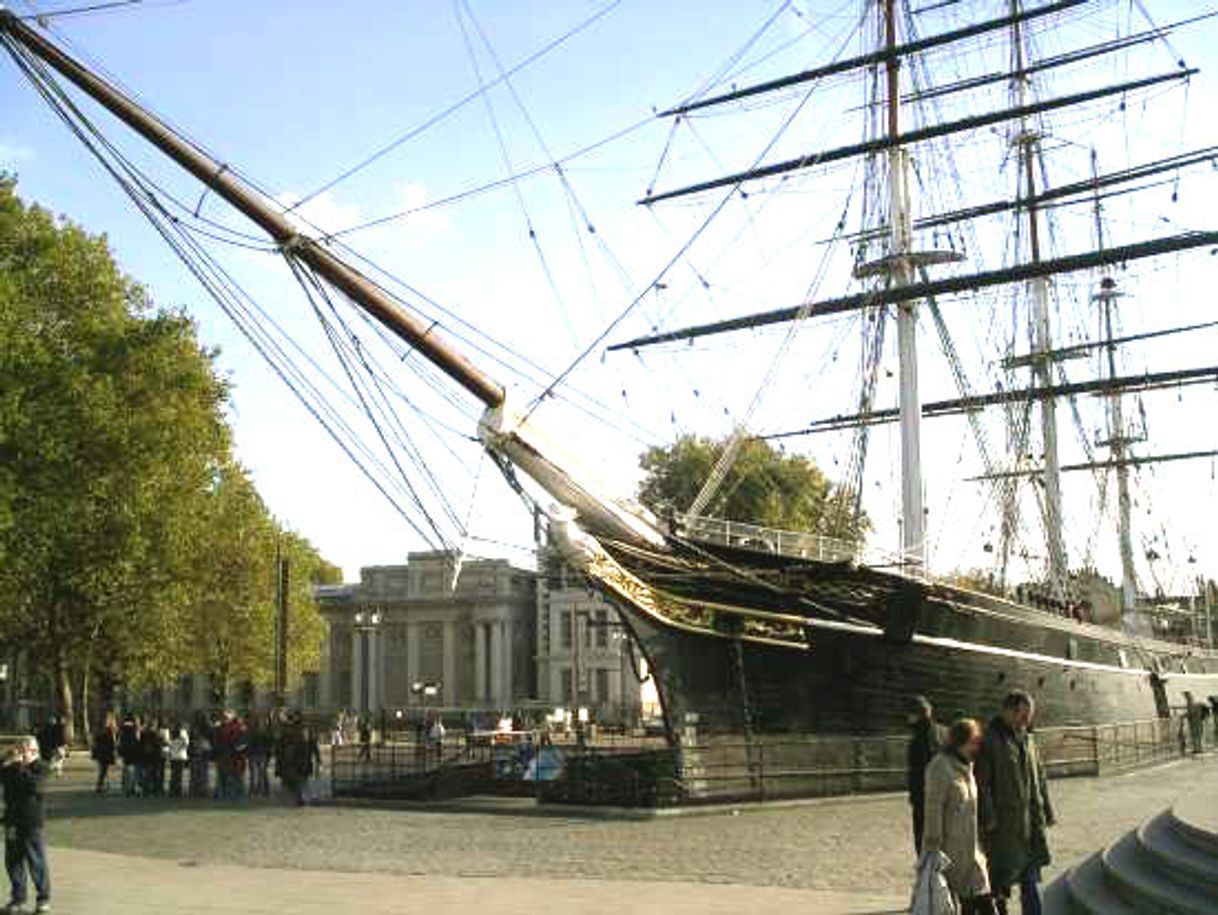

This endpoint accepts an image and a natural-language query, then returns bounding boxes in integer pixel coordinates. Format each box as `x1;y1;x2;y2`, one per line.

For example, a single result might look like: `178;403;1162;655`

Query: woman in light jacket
166;724;189;797
921;718;995;915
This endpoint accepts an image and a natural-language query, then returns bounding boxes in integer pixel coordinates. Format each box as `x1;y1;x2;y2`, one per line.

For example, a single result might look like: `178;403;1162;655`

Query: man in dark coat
36;720;63;766
906;694;945;854
2;736;51;913
978;690;1055;915
276;712;314;806
117;715;140;797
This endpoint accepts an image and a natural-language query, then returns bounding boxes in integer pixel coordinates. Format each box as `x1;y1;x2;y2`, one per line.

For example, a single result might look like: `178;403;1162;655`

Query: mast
1010;0;1066;599
884;0;926;572
1090;151;1139;625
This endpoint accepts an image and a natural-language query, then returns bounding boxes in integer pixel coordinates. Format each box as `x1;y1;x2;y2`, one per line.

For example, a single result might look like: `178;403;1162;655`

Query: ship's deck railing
672;513;860;563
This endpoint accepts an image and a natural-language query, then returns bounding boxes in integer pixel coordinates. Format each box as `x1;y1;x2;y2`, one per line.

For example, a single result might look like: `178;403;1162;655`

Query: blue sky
3;0;1217;594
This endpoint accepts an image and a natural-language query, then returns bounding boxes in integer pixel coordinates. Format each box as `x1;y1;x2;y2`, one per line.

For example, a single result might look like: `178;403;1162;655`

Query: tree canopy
637;434;869;544
0;177;337;739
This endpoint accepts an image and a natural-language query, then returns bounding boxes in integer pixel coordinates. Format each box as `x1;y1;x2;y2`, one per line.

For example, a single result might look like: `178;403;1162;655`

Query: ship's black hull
592;543;1218;740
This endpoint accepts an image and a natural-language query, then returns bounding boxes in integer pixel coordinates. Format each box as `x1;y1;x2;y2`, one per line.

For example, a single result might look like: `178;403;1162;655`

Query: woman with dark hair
90;712;118;795
921;718;995;915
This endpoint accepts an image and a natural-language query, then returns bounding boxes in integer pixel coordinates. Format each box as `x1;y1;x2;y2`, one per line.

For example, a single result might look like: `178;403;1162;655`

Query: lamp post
353;607;382;714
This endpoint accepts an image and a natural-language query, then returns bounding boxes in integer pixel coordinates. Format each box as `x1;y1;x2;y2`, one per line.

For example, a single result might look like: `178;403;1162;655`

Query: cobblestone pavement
35;751;1218;913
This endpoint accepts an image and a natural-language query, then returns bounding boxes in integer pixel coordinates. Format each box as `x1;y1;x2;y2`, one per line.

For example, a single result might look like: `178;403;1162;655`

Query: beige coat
921;750;990;900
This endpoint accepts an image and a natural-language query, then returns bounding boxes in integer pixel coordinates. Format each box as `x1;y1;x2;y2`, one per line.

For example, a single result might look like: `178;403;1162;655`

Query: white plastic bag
910;851;959;915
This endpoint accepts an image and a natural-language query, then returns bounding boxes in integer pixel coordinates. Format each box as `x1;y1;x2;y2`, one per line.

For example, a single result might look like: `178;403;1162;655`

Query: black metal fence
327;713;1212;809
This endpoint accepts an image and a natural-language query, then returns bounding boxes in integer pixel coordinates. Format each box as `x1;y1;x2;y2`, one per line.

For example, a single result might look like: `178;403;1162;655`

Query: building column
318;624;333;710
442;619;457;707
501;620;514;705
352;627;367;713
406;621;421;691
474;621;487;704
371;627;384;711
488;621;503;708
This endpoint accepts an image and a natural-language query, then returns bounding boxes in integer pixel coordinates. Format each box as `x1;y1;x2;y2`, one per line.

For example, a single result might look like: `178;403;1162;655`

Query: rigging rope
286;0;623;212
0;32;489;549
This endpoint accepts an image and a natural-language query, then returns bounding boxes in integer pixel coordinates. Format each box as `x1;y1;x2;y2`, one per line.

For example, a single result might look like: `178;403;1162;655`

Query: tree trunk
78;660;92;747
54;659;75;747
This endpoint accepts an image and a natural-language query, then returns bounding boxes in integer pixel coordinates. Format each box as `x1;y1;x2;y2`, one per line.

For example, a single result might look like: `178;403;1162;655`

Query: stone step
1136;809;1218;899
1062;851;1140;915
1102;830;1215;915
1169;805;1218;859
1041;873;1076;915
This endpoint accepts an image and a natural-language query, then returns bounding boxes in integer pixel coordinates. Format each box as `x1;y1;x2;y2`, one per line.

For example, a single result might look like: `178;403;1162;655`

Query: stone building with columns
316;552;536;712
536;549;643;723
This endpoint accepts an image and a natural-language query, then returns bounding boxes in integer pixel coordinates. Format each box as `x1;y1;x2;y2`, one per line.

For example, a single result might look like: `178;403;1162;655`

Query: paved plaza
31;751;1218;913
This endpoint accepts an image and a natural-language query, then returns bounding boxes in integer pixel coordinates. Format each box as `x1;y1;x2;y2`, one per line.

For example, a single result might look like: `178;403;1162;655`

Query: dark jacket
38;721;65;760
907;718;945;805
977;716;1055;889
2;759;48;830
276;726;314;781
138;727;164;766
92;727;117;766
117;722;139;763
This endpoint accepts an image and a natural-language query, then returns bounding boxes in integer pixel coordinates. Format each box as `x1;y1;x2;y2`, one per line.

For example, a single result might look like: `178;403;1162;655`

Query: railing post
758;740;766;803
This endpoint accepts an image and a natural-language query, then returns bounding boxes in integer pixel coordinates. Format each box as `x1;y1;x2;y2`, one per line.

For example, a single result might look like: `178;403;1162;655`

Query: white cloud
388;180;450;237
278;190;364;239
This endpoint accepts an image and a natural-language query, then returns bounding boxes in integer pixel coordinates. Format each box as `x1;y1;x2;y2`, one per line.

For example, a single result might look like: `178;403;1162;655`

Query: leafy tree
0;176;231;741
637;434;868;544
0;178;336;738
178;463;335;701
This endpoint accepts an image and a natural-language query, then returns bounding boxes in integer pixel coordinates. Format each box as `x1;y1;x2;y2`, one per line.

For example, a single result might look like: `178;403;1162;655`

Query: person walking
137;721;164;798
36;719;65;777
978;690;1056;915
166;725;189;798
247;715;272;799
117;715;140;797
1184;692;1206;755
215;710;250;799
187;714;212;799
1;737;51;913
357;716;372;763
920;719;994;915
907;695;945;854
275;712;313;806
90;713;118;795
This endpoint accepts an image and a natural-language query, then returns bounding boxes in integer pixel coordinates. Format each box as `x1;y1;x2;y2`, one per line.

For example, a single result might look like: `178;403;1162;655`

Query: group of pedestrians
908;689;1055;915
90;708;322;805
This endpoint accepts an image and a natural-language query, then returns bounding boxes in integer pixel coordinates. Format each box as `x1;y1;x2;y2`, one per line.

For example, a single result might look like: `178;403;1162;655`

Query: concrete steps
1047;805;1218;914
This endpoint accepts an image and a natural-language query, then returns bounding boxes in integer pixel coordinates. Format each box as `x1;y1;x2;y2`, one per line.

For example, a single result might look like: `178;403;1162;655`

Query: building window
595;609;609;648
595;668;610;704
560;611;573;649
560;667;573;704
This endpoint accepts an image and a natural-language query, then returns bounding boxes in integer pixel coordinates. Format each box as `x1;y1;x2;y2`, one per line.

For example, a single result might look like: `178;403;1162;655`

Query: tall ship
4;1;1217;743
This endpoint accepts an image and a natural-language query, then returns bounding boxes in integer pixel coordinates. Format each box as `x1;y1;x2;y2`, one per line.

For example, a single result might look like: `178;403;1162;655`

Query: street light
353;608;382;714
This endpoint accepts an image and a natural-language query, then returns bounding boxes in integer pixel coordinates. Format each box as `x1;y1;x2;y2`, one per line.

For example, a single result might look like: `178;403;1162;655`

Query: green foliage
179;463;335;694
637;434;868;544
0;177;335;731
